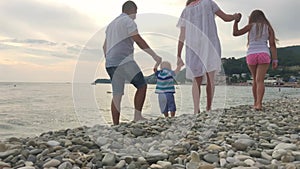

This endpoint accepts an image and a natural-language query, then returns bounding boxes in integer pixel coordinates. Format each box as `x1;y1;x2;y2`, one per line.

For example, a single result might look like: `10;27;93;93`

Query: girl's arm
233;22;251;36
268;27;278;69
215;10;240;22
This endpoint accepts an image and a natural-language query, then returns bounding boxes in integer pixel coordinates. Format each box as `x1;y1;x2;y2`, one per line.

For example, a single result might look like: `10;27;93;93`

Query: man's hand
154;55;162;65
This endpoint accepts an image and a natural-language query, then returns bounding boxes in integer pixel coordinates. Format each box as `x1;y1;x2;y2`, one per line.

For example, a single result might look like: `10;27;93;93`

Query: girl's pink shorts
246;53;271;65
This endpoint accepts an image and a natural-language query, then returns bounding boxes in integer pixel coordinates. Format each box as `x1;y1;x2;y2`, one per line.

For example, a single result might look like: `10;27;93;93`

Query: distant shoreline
92;81;300;88
228;82;300;88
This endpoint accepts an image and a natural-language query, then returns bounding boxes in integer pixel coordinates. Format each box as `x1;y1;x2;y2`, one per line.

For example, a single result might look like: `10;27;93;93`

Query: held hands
153;62;159;72
234;13;242;23
177;57;184;67
154;55;162;65
153;55;161;72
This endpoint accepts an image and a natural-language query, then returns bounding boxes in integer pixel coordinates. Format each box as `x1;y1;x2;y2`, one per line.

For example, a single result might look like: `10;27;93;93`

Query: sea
0;82;299;140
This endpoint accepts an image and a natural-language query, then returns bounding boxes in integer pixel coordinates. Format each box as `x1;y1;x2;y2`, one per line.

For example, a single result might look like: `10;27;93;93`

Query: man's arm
103;39;107;57
131;31;161;63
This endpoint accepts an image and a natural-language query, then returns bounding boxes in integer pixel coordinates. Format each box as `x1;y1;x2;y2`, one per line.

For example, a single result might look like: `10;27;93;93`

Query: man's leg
134;84;147;121
125;61;147;122
106;66;125;125
111;95;122;125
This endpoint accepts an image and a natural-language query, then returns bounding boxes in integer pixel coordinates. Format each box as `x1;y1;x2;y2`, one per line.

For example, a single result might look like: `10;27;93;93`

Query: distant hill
222;45;300;80
277;46;300;66
94;45;300;84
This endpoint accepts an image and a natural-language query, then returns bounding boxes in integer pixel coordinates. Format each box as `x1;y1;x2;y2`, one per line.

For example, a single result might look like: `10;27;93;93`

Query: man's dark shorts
106;61;146;95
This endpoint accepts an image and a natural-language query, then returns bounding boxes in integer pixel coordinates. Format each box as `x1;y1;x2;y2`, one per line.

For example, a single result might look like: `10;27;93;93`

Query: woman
177;0;240;113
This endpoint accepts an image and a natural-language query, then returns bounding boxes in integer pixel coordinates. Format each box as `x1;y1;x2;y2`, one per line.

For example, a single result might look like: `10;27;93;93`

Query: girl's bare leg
247;64;258;108
255;64;269;110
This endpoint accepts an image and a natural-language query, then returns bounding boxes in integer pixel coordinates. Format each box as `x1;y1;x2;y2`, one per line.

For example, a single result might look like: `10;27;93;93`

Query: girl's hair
248;9;278;44
186;0;197;6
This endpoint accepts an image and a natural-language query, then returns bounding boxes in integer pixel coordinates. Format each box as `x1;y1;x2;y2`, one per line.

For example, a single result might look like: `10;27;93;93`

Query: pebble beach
0;98;299;169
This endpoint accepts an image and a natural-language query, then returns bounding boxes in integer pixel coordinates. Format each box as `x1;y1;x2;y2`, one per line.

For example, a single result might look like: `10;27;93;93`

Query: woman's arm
177;27;185;65
177;27;185;58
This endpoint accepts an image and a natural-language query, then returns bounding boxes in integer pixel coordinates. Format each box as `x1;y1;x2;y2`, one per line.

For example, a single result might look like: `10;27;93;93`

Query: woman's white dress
177;0;222;79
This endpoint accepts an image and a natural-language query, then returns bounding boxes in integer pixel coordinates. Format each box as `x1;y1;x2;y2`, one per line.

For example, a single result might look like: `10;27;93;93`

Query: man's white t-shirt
105;13;138;67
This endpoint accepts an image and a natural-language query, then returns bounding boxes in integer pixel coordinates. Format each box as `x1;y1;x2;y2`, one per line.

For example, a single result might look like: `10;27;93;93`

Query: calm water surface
0;82;299;140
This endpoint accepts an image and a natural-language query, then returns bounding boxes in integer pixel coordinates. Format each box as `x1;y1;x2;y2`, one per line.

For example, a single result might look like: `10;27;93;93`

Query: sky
0;0;299;82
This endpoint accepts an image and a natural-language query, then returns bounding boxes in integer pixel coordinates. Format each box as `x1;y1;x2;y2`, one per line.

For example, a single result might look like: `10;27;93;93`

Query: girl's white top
247;23;270;56
177;0;222;79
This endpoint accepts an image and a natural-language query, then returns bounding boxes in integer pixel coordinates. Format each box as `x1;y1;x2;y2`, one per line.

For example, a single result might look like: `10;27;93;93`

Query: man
103;1;162;125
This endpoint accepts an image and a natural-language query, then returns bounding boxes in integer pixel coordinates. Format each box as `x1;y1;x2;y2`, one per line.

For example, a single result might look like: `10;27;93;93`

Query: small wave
0;123;14;130
7;119;29;126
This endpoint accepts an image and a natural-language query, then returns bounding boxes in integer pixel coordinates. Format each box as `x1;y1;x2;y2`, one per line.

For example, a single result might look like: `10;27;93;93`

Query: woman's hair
248;9;278;44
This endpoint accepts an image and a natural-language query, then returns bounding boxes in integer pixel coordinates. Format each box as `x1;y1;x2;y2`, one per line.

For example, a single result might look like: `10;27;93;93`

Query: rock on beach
0;98;299;168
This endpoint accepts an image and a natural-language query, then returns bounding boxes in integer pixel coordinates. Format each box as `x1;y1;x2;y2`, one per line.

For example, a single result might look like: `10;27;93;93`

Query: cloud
0;38;83;62
216;0;300;44
0;0;299;82
0;0;98;44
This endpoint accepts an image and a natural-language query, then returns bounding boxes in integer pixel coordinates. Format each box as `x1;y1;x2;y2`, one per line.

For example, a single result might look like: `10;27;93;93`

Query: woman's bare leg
206;71;216;111
192;76;202;114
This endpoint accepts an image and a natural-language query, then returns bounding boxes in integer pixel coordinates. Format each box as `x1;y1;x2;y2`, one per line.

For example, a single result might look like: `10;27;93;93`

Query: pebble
0;98;299;168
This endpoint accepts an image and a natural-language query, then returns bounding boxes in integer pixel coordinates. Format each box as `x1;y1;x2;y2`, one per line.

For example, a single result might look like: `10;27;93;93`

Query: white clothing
247;23;270;55
105;13;138;67
177;0;222;79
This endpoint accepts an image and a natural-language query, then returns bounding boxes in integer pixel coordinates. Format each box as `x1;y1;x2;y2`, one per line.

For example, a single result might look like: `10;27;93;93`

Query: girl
233;10;278;110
